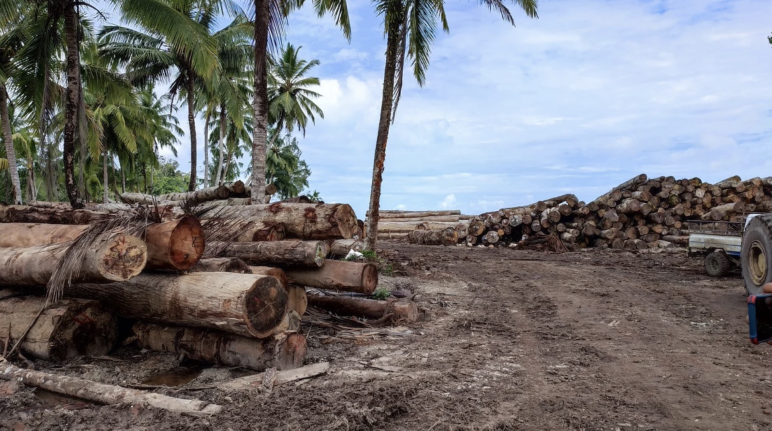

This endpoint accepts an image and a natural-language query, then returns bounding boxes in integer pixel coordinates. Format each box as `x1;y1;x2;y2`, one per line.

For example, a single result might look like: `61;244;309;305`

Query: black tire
742;215;772;295
704;251;731;277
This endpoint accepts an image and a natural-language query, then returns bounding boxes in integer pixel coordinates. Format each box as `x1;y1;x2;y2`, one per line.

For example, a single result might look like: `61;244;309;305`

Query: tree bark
64;272;287;338
191;257;252;273
197;203;359;240
247;266;307;316
215;104;226;186
207;240;326;268
283;260;378;295
250;0;270;201
0;360;221;415
0;205;114;224
308;295;418;323
364;8;402;251
186;77;198;191
62;5;83;208
0;296;116;362
407;228;458;246
329;239;365;256
132;322;306;371
373;210;460;218
0;84;21;204
0;232;146;287
202;112;210;188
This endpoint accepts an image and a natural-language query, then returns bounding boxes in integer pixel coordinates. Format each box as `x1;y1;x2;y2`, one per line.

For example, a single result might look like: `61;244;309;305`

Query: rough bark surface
329;239;365;256
62;5;83;208
132;322;306;371
407;228;458;246
0;233;147;286
208;240;326;268
1;84;22;204
250;0;270;201
64;273;287;338
191;257;252;274
308;295;418;323
197;203;358;240
0;297;117;362
284;260;378;295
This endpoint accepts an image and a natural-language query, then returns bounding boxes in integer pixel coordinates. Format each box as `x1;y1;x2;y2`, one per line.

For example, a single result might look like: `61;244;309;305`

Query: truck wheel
705;252;731;277
742;215;772;295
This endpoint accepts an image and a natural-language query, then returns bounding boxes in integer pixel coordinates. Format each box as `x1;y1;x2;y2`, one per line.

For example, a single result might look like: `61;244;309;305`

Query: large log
190;257;252;274
308;295;418;323
378;215;460;222
201;218;285;242
132;322;306;371
370;210;460;218
284;260;378;295
0;205;112;224
328;239;365;256
208;240;326;268
0;233;147;286
0;359;221;415
64;273;287;338
407;228;458;246
198;203;358;240
0;223;84;247
248;266;307;316
143;215;205;270
592;174;648;204
0;297;117;362
159;185;230;203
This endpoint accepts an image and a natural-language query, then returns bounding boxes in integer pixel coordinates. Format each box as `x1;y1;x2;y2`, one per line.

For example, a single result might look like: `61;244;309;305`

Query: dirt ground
2;241;772;431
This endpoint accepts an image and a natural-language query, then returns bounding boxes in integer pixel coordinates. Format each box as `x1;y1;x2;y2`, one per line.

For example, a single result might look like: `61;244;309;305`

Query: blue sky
95;0;772;218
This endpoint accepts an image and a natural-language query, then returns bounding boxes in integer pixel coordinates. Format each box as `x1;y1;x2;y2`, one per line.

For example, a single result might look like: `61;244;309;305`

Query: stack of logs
464;174;772;250
0;197;417;376
370;210;472;246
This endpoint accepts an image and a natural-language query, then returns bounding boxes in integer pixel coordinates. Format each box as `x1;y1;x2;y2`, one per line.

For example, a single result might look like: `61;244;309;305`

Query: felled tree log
224;180;246;196
0;360;221;415
64;273;287;338
0;233;147;286
284;260;378;295
308;295;418;323
208;240;326;268
371;210;460;218
191;257;252;274
0;205;112;224
407;228;458;246
0;223;84;247
201;218;285;243
143;215;205;270
328;239;364;256
379;215;460;222
132;322;306;371
661;235;688;245
248;267;307;316
197;203;359;240
159;185;229;203
0;297;117;362
591;174;648;205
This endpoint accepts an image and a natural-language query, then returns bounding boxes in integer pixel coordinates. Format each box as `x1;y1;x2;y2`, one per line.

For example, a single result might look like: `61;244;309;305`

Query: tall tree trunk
142;161;147;193
0;83;21;204
121;161;125;193
223;153;232;185
215;103;226;186
112;156;118;196
186;77;197;191
202;112;210;188
26;163;37;203
250;0;269;202
102;146;108;203
364;19;401;251
63;5;83;208
39;64;50;202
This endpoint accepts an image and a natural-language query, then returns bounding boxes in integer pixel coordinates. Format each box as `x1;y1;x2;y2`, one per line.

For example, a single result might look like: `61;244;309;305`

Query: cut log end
96;233;148;281
245;276;290;338
144;215;205;271
278;332;308;371
361;264;379;294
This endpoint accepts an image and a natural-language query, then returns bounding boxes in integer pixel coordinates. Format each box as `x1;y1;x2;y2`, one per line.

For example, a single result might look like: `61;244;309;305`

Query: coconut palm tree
248;0;350;200
363;0;539;250
267;43;323;146
0;24;24;203
99;0;220;192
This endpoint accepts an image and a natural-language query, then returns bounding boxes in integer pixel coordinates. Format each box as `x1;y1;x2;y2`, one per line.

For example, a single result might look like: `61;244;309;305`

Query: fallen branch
218;362;330;391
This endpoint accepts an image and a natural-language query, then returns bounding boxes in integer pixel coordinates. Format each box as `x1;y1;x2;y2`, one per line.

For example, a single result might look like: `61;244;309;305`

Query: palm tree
248;0;351;200
267;43;323;146
363;0;539;250
99;0;220;192
0;23;24;203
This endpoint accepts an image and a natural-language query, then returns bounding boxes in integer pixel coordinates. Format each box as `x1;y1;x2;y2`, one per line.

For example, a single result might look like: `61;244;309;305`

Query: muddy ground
2;242;771;431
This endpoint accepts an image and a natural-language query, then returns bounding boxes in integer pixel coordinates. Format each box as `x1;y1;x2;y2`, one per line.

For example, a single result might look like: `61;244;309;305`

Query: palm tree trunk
112;156;118;196
202;111;210;188
250;0;270;201
26;163;37;203
142;162;147;193
223;153;232;186
121;164;125;194
0;83;22;204
364;19;402;251
103;146;108;203
215;104;226;186
63;4;84;208
186;77;197;191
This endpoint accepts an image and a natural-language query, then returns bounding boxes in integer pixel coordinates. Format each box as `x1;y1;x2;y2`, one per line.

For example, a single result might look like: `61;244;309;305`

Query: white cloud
440;194;457;209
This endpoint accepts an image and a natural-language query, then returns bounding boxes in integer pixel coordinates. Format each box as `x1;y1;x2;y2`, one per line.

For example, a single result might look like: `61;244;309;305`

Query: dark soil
2;242;770;431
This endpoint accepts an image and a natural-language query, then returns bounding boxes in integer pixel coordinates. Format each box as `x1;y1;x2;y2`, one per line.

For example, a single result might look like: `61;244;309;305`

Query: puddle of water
33;389;93;410
142;367;203;386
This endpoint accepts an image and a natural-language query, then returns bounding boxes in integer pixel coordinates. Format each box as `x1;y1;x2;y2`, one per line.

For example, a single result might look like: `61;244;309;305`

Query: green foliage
152;157;190;195
371;288;391;300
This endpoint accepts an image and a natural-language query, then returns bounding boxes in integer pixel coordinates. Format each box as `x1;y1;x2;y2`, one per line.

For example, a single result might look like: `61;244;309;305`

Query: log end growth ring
361;263;379;294
314;242;326;267
244;276;289;338
97;234;148;281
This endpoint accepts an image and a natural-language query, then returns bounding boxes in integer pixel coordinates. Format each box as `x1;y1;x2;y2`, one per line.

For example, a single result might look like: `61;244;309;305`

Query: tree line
0;0;539;250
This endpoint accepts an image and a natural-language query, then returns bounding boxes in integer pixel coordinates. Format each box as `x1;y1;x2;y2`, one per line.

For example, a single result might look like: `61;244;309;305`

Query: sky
94;0;772;218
